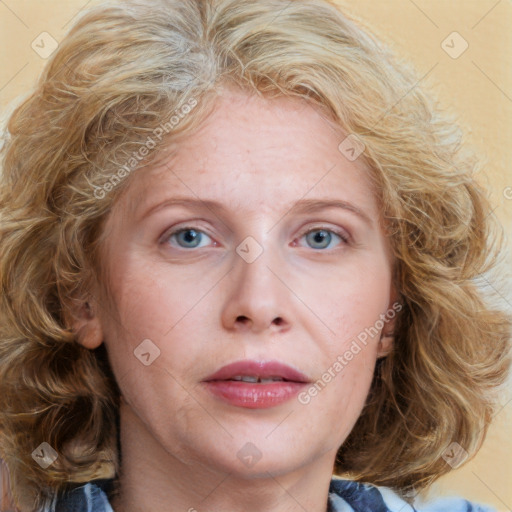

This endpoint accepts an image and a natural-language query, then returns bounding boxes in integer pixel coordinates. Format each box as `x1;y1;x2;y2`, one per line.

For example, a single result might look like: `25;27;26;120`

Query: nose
220;241;290;334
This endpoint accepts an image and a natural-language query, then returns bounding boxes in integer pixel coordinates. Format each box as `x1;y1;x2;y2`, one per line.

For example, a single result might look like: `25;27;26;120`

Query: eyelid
159;221;352;248
159;223;218;247
298;224;351;246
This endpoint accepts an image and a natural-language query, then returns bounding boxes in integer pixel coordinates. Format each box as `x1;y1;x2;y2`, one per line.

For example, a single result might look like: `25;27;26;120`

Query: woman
0;0;510;510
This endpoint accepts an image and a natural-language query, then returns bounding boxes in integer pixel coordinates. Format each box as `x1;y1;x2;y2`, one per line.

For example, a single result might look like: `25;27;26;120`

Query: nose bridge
236;235;275;291
237;232;282;297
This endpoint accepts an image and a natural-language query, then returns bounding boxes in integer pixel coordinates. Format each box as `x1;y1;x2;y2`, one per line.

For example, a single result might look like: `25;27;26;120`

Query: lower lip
203;380;308;409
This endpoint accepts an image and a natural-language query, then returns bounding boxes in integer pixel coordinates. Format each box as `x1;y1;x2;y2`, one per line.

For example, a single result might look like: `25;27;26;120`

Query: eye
163;226;215;249
295;227;349;250
161;225;349;251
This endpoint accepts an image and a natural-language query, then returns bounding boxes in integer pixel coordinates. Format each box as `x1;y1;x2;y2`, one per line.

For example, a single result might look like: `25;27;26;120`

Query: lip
202;359;311;383
202;381;308;409
201;360;311;409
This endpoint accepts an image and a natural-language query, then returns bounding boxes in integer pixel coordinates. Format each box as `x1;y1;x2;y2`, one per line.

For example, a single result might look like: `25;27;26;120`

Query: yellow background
1;0;511;510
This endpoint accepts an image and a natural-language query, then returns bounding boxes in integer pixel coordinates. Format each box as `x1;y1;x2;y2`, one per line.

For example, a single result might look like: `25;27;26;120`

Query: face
79;86;397;479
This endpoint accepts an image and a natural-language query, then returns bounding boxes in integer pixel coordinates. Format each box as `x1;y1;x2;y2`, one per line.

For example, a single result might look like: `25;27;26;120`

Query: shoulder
328;477;497;512
42;476;495;512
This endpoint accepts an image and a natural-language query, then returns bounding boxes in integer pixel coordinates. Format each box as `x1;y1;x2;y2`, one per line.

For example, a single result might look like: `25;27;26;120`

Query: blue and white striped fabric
327;477;496;512
43;479;114;512
43;476;496;511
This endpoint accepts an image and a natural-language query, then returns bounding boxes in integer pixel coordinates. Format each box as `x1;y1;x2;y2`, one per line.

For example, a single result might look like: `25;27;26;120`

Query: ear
377;287;401;359
377;331;394;359
64;297;104;350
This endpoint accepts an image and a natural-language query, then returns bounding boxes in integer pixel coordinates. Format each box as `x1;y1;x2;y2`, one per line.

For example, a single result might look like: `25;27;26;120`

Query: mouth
202;359;311;384
226;375;292;383
201;360;311;409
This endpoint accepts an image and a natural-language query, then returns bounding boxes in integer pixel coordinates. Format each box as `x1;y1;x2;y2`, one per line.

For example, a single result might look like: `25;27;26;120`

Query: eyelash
161;224;351;250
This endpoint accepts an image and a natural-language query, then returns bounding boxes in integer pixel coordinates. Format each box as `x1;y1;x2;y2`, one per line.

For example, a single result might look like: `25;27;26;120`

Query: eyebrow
138;197;373;226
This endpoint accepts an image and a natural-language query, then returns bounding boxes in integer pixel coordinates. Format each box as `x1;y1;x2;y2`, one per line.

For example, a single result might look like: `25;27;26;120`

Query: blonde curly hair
0;0;510;509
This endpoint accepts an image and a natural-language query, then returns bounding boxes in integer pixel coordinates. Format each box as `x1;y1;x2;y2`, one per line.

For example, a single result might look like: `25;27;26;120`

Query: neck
110;402;336;512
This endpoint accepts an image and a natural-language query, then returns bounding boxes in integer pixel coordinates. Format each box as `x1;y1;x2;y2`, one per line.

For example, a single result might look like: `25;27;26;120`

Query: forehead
113;88;378;222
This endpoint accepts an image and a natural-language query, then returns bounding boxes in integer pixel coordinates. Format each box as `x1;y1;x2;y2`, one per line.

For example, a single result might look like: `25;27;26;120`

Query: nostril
234;315;284;326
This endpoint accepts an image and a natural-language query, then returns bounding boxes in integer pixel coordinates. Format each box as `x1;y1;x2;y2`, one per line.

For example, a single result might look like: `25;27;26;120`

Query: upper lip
203;360;311;383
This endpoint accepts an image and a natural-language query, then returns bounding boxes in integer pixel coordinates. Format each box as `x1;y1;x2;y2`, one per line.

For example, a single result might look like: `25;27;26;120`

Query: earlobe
377;333;393;358
377;299;400;359
377;279;402;358
64;300;104;349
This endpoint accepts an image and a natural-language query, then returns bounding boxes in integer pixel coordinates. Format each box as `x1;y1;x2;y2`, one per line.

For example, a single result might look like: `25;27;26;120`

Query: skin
73;86;397;512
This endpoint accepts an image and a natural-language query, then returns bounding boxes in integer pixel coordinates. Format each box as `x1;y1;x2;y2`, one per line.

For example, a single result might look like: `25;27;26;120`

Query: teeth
233;375;259;383
231;375;284;383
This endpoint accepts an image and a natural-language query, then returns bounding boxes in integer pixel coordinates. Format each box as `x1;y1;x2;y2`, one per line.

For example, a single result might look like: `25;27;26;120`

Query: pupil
184;230;196;242
180;229;200;247
310;230;330;248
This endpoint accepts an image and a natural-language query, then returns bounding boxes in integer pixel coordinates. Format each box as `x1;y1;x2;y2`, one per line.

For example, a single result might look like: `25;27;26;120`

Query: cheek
102;253;189;337
295;346;377;452
309;257;392;344
99;259;210;383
